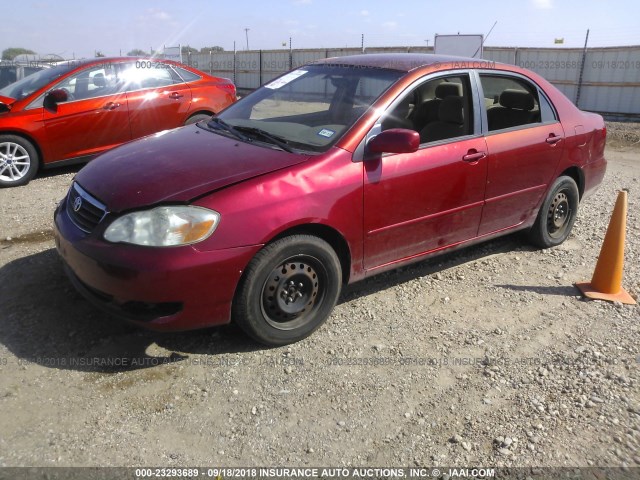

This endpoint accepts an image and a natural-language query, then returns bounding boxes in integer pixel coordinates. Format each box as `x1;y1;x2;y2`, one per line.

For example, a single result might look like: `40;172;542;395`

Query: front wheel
232;235;342;346
528;176;579;248
0;135;39;187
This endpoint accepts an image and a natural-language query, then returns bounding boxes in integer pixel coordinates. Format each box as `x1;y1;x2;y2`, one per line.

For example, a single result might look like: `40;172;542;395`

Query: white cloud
144;8;171;21
382;21;398;29
360;10;369;16
531;0;553;9
293;0;312;4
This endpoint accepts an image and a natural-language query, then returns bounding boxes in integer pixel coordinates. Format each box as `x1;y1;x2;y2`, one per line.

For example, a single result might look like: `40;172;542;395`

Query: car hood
75;126;310;212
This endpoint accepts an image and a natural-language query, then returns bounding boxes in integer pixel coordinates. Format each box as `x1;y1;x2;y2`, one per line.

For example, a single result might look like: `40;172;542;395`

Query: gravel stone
0;142;638;467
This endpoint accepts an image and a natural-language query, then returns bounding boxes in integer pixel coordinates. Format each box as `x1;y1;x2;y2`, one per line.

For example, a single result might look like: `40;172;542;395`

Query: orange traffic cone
576;190;636;304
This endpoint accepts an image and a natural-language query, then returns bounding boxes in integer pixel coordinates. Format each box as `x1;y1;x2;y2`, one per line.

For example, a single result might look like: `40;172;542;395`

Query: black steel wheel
528;176;579;248
232;235;342;346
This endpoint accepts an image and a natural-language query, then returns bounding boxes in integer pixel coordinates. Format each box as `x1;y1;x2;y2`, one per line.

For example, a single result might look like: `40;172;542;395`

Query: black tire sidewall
531;176;579;248
0;135;39;187
233;235;342;346
184;113;213;126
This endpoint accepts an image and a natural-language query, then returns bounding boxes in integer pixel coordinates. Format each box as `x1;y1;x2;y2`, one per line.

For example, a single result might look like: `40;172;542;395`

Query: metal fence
179;45;640;121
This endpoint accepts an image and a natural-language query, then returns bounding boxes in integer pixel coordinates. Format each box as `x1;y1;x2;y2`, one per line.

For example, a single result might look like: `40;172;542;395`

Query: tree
200;46;224;53
181;46;198;55
95;51;106;57
2;47;37;60
127;49;149;56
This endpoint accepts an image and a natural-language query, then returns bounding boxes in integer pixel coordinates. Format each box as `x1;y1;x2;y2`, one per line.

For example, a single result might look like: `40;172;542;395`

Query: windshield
217;65;404;152
0;63;77;101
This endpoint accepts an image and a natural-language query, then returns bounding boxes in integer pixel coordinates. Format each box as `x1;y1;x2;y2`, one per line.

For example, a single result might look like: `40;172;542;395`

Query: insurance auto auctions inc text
203;467;496;478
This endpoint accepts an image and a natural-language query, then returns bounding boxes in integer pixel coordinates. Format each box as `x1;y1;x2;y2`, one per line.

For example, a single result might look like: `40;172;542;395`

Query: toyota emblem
73;196;83;212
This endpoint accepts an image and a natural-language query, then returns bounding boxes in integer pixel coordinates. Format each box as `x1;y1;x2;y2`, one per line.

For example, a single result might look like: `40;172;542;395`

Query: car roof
312;53;495;72
53;57;186;68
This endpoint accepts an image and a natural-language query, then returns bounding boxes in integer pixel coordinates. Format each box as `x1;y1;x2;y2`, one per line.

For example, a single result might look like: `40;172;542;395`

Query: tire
528;176;579;248
232;235;342;346
0;135;39;188
184;113;213;125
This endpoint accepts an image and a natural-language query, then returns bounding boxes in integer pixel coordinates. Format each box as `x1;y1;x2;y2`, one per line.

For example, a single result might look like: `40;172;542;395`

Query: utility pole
244;28;250;51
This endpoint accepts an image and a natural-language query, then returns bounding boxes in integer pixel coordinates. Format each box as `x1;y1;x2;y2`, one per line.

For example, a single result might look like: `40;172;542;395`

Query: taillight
218;83;236;96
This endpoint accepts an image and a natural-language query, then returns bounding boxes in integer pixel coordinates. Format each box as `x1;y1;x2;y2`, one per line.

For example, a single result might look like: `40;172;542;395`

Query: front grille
66;183;108;233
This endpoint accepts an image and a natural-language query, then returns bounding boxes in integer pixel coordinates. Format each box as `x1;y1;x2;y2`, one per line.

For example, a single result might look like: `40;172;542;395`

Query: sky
3;0;639;59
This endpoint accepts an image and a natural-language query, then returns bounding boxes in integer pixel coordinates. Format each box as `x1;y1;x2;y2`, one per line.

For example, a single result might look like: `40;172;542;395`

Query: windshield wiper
203;117;251;141
231;126;295;153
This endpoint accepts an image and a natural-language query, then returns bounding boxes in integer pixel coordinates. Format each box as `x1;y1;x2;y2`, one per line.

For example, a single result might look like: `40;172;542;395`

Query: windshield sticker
317;128;336;138
264;70;307;89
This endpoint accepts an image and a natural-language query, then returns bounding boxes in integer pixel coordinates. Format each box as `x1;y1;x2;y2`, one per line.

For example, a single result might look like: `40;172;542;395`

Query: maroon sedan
54;54;606;345
0;57;236;187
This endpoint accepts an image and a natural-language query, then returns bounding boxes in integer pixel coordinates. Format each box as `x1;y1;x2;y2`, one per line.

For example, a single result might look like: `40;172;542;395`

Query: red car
54;54;606;346
0;57;236;187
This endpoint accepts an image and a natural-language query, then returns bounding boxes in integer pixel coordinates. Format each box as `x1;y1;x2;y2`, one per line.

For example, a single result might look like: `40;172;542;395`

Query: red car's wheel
233;235;342;346
184;113;213;126
528;176;579;248
0;135;39;188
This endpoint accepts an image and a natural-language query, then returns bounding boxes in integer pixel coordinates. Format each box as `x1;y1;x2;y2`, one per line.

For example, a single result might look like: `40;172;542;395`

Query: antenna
473;20;497;57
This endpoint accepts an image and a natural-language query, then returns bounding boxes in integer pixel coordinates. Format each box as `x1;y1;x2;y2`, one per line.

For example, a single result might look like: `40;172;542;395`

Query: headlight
104;206;220;246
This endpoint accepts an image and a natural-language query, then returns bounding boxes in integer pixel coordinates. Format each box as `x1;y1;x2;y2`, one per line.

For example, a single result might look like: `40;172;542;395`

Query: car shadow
495;284;580;297
0;234;534;373
38;163;84;180
339;234;532;301
0;247;259;374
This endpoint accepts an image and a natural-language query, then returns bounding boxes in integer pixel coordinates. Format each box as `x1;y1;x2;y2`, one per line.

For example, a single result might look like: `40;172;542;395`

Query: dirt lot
0;137;638;470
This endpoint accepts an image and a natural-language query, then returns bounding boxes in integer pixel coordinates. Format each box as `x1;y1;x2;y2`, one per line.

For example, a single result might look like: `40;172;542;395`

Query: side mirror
368;128;420;154
0;102;9;114
43;89;68;112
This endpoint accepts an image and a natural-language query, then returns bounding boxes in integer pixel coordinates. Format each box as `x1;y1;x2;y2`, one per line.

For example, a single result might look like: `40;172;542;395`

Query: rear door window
479;74;557;132
119;61;183;91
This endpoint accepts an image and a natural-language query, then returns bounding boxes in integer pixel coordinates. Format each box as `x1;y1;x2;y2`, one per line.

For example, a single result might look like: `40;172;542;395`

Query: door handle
169;92;184;99
103;102;120;110
546;135;563;145
462;150;486;163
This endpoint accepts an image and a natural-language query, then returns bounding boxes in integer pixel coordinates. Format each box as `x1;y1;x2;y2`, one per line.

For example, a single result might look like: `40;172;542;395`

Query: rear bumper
54;200;261;331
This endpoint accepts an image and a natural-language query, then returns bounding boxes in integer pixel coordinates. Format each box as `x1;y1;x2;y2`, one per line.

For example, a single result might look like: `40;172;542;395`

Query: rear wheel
528;176;579;248
0;135;39;188
232;235;342;346
184;113;213;125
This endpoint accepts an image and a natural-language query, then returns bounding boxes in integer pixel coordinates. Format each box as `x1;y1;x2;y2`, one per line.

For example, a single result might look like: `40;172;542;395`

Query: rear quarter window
174;67;201;83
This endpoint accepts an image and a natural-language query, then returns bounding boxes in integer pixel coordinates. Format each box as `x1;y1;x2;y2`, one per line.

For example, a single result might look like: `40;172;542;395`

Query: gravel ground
606;122;640;148
0;139;638;470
